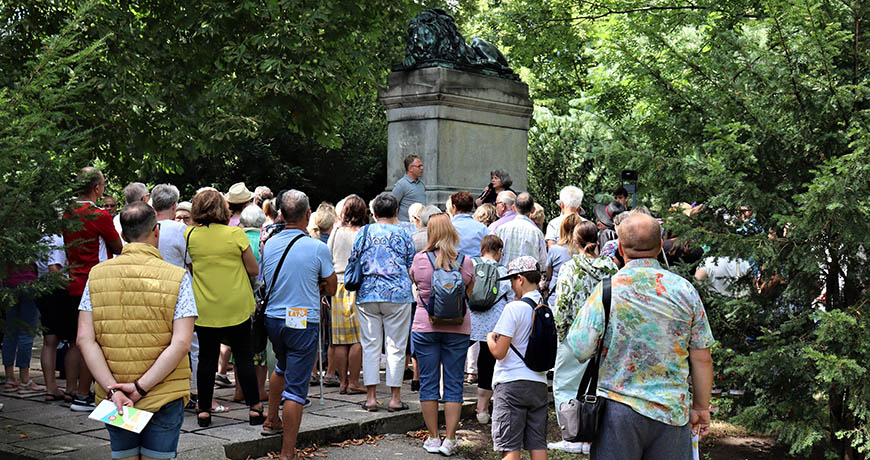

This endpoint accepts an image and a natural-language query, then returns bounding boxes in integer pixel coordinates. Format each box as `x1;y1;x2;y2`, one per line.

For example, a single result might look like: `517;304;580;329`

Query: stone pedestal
378;67;533;208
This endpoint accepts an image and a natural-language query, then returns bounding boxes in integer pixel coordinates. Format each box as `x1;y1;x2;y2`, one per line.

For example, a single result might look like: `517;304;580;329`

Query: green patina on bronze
397;8;517;80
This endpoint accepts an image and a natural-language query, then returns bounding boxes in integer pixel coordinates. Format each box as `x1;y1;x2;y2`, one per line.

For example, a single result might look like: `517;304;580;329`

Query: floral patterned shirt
565;258;715;426
351;223;416;304
553;255;618;342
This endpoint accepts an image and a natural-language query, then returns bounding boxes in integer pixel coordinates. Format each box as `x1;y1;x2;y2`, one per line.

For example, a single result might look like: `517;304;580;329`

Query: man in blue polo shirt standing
260;189;337;460
391;154;426;222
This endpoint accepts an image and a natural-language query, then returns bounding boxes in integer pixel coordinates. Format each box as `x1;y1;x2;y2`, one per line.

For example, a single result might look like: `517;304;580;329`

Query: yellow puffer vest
88;242;191;412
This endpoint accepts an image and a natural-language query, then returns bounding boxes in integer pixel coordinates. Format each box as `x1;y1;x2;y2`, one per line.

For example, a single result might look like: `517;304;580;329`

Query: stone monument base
379;67;533;208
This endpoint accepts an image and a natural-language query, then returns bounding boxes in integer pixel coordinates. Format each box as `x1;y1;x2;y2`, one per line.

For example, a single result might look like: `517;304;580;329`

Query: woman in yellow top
185;189;264;428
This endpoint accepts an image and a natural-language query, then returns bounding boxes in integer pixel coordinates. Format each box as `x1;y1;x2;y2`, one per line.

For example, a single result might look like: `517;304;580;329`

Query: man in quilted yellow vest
77;201;197;460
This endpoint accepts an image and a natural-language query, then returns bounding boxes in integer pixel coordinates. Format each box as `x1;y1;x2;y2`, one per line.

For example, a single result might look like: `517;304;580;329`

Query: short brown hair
404;154;420;172
191;189;231;226
450;191;474;214
480;234;503;255
341;194;369;227
519;269;542;284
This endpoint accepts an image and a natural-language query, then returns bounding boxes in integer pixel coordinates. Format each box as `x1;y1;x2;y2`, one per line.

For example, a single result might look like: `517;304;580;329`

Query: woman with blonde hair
472;203;498;227
185;189;264;428
409;214;474;455
542;213;581;306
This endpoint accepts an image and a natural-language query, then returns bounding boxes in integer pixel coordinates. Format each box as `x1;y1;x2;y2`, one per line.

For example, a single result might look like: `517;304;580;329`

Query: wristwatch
134;379;148;398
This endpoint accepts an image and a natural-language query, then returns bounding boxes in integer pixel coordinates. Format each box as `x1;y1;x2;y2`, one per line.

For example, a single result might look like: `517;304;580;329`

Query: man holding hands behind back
78;201;196;460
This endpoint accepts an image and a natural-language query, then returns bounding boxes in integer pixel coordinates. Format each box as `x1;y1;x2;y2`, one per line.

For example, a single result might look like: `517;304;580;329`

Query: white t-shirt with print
492;290;548;386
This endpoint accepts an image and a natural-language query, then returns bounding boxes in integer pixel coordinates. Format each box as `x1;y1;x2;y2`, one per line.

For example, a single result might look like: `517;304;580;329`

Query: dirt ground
446;409;817;460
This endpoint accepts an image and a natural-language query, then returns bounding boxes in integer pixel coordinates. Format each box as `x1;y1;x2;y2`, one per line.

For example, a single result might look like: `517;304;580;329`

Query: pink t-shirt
410;251;474;335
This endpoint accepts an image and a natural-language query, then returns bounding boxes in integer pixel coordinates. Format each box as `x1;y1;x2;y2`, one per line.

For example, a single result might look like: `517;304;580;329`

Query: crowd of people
1;155;723;460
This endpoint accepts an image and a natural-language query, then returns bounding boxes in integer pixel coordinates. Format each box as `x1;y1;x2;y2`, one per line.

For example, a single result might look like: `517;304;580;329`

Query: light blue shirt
391;175;426;222
452;214;489;258
261;229;334;322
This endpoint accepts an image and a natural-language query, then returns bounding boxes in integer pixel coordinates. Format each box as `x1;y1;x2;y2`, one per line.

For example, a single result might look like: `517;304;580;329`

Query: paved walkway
0;339;479;459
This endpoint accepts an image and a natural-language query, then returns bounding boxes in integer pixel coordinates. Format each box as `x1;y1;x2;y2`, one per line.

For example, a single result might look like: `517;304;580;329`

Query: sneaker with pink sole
423;437;442;454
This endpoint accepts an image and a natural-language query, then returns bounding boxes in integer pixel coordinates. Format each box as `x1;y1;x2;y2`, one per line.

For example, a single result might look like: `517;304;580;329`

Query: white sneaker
476;412;490;424
547;440;586;453
423;437;442;454
439;438;457;456
582;443;591;454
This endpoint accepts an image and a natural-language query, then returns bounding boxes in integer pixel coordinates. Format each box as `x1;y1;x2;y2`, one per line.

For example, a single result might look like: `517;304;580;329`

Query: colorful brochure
88;399;153;433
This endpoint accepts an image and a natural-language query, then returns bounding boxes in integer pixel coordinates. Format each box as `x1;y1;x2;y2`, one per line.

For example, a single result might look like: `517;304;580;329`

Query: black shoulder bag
557;277;612;442
251;233;305;353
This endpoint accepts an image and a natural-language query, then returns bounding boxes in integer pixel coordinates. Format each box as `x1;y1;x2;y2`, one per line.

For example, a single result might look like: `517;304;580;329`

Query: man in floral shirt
566;214;714;460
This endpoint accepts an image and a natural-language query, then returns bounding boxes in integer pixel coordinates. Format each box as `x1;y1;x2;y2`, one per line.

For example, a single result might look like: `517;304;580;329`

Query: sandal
197;411;212;428
387;402;409;412
3;381;19;392
261;419;284;436
346;387;366;395
360;401;379;412
44;391;65;401
18;380;44;393
249;406;266;425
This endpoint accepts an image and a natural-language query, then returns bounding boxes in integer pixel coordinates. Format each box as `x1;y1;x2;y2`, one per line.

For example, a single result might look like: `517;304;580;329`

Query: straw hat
226;182;253;204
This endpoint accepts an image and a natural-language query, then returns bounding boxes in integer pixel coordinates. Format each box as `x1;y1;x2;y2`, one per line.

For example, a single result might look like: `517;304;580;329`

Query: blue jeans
2;292;39;368
266;317;318;405
412;331;469;403
106;398;184;459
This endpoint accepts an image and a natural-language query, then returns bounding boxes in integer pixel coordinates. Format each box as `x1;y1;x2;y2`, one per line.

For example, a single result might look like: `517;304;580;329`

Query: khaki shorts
491;380;549;452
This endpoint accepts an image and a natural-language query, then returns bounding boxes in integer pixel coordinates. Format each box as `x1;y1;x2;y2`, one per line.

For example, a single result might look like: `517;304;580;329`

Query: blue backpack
510;297;558;372
420;252;467;326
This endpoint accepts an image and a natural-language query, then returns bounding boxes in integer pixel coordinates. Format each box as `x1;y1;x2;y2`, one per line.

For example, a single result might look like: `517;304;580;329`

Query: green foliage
0;2;104;308
470;0;870;457
1;0;423;187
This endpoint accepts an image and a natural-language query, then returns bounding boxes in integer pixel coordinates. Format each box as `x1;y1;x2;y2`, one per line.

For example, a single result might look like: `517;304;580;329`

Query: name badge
285;307;308;329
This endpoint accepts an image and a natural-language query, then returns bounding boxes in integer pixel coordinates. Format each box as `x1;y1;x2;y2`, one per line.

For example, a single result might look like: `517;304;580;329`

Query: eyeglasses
153;222;161;231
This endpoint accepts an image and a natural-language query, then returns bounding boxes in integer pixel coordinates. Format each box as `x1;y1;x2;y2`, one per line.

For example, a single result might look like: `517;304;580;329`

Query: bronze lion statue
400;8;516;79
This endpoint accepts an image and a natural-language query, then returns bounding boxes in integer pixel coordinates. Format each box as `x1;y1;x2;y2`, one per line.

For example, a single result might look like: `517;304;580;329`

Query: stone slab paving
0;339;486;459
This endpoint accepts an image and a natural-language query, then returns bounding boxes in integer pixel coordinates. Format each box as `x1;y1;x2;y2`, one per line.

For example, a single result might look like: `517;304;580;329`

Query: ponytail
583;242;598;258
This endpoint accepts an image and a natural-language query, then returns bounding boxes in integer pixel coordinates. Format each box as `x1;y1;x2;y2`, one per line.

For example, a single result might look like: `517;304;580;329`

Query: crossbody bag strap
262;234;305;308
184;227;195;275
509;297;539;360
576;277;612;399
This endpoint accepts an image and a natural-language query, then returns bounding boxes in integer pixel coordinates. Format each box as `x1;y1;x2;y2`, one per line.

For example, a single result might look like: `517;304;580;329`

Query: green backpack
468;258;502;312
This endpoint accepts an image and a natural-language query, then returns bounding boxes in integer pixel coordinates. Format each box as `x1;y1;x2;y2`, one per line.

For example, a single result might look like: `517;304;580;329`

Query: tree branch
538;3;761;24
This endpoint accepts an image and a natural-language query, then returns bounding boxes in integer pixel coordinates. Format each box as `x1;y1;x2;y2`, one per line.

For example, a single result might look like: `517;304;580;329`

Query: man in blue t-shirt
260;190;336;460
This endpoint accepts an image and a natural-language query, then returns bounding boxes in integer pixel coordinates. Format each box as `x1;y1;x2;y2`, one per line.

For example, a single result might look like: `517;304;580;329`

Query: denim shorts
106;398;184;459
266;317;318;405
411;331;469;403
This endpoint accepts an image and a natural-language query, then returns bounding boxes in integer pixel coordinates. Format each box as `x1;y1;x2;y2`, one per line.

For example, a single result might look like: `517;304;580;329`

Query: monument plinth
379;9;533;207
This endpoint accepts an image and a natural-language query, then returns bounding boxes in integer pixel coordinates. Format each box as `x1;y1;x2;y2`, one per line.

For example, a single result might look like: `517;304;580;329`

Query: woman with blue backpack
409;213;475;456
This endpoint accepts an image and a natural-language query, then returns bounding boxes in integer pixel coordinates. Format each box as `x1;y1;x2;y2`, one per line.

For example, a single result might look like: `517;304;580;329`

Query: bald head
616;214;662;260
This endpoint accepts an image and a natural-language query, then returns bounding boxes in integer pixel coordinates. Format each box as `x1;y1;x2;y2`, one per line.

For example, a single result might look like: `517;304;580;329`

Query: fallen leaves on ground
329;434;386;448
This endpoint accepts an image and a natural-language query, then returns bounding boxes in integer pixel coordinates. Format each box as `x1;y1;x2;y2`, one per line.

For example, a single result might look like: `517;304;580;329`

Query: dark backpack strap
576;278;612;399
425;251;437;269
262;234;305;308
509;297;540;361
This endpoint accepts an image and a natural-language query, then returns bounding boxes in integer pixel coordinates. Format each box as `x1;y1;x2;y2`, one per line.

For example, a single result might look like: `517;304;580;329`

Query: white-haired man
151;184;190;269
545;186;585;249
